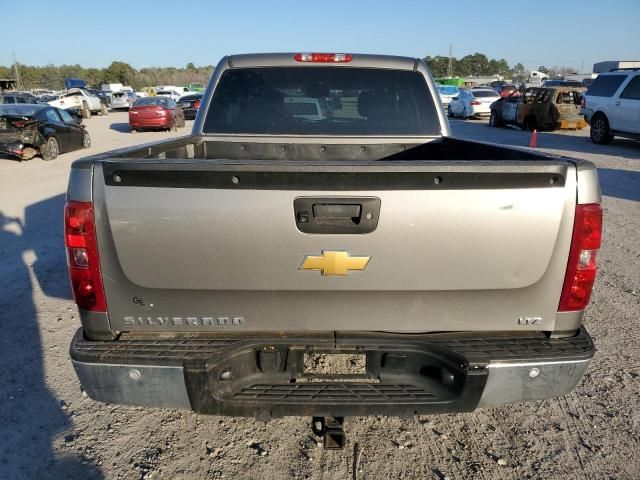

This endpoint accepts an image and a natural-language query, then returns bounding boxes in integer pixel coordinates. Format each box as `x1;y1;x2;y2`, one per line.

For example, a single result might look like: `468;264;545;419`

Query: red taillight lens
294;52;352;63
193;100;201;109
65;201;107;312
156;108;167;117
13;120;26;128
470;100;481;105
558;204;602;312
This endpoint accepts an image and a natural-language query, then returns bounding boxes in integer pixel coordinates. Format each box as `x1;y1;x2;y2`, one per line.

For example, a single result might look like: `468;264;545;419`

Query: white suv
581;69;640;144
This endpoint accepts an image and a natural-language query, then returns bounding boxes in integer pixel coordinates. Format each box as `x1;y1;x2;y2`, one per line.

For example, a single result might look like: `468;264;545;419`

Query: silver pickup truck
66;53;601;445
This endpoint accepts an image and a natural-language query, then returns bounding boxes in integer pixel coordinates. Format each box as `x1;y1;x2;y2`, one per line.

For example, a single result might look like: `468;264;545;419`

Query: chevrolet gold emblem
300;251;371;276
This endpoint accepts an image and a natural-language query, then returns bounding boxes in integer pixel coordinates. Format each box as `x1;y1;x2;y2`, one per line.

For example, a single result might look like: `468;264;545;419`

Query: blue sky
2;0;639;72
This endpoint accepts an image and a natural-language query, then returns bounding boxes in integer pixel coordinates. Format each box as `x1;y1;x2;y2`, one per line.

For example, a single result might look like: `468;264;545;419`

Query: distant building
593;61;640;73
0;78;17;91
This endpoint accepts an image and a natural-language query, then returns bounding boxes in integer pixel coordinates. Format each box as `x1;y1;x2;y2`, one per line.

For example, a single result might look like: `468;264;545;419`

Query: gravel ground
0;113;638;480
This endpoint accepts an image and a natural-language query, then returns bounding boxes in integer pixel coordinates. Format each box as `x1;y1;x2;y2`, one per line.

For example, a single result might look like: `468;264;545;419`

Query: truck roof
226;52;419;70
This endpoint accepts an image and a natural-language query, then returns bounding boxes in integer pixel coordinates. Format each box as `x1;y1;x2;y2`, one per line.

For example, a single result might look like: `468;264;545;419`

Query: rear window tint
134;97;168;107
204;67;439;135
587;75;626;97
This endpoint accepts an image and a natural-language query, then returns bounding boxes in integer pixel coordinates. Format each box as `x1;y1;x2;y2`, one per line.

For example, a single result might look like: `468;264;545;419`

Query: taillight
65;201;107;312
13;120;26;128
193;100;201;109
558;204;602;312
156;108;167;117
294;52;352;63
470;100;481;105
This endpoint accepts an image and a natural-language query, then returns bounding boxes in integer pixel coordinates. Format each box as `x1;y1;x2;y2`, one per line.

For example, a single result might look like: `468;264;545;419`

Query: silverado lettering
123;316;245;326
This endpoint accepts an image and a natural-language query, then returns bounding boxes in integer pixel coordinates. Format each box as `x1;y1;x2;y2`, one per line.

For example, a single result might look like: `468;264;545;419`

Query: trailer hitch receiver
313;416;346;449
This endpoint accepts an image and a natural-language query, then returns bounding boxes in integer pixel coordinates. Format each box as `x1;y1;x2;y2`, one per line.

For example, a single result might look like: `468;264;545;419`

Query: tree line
0;61;214;91
423;53;527;80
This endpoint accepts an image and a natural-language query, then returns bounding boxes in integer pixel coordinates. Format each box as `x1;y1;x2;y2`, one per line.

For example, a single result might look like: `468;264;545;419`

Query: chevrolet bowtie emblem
300;251;371;276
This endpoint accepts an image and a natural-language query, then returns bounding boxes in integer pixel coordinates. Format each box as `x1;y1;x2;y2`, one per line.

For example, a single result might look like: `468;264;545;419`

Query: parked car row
0;91;40;104
489;86;586;131
438;81;593;134
442;69;640;145
447;87;500;119
2;89;109;119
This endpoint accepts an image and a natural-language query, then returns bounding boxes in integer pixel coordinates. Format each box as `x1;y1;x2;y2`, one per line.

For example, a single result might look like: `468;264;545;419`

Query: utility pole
447;44;453;78
12;51;23;90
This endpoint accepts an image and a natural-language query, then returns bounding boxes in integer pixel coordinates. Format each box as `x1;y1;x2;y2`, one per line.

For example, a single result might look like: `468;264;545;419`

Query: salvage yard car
177;93;203;120
67;52;601;448
495;84;518;97
0;104;90;161
128;96;185;132
110;91;134;111
448;87;500;118
0;92;40;104
155;89;183;102
436;84;460;108
85;88;113;110
48;88;106;118
490;86;587;130
581;68;640;144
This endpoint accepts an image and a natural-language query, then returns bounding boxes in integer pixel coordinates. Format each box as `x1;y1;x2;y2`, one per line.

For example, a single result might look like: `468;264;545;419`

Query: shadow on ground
0;153;21;162
0;194;103;479
540;131;640;160
598;168;640;202
109;122;131;133
451;120;640;160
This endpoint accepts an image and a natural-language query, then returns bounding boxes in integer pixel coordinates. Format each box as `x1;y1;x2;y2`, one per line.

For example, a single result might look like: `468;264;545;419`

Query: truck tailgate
93;160;576;333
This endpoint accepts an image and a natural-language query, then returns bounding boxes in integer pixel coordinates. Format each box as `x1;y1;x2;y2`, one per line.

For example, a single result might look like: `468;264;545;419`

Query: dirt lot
1;113;639;480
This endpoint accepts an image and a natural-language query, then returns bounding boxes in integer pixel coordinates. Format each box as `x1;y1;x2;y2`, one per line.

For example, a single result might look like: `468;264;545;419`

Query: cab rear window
203;67;440;135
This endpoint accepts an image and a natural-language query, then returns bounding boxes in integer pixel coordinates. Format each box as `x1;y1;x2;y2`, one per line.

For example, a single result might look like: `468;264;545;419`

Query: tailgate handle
313;203;362;219
294;197;380;234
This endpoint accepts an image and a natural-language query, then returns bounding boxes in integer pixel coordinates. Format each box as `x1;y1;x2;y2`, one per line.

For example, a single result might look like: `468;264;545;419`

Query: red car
496;84;518;98
128;97;185;133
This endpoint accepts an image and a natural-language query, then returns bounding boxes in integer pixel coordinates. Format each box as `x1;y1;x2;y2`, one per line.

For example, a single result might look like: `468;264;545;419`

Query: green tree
423;56;451;77
104;61;137;85
511;62;526;82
